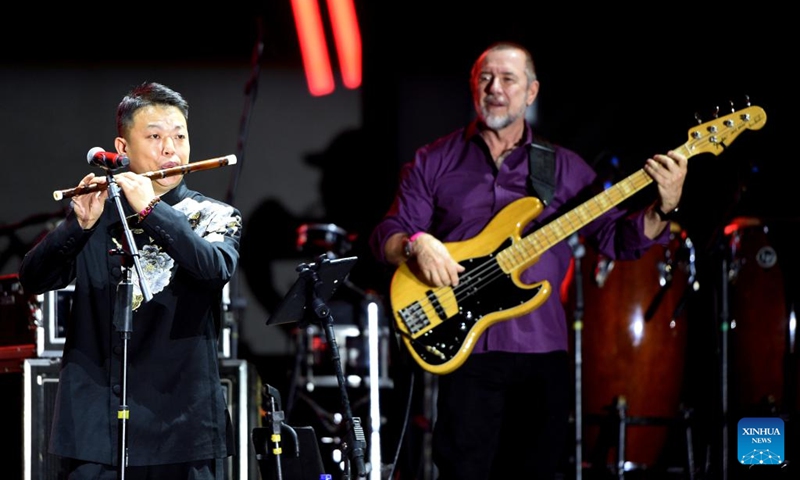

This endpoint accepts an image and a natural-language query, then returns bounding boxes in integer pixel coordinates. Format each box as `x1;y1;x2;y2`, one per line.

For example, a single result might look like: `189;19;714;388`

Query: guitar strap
527;136;556;206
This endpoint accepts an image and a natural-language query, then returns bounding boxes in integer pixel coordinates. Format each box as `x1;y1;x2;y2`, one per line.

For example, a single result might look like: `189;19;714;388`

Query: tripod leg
616;396;627;480
683;405;696;480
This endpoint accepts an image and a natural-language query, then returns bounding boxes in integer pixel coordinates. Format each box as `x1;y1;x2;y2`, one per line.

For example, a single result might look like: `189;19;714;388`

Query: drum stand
588;397;697;479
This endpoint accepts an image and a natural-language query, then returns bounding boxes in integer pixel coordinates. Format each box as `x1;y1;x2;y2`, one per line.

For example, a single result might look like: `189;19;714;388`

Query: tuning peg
744;94;751;107
729;100;735;113
713;106;720;118
694;112;702;124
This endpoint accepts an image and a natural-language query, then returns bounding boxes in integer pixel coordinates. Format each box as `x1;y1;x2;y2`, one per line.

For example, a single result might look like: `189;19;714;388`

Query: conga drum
726;218;790;416
579;225;690;472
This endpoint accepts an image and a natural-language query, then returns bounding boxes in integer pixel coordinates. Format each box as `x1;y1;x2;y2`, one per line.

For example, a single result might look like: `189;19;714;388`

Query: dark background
2;3;796;479
6;5;793;224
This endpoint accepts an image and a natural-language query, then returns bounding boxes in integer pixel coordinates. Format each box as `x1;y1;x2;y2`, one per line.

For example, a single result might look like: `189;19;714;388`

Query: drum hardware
664;234;699;328
646;230;698;323
585;396;698;479
293;222;392;387
617;396;627;478
296;222;356;259
299;321;393;391
593;256;614;288
643;256;674;322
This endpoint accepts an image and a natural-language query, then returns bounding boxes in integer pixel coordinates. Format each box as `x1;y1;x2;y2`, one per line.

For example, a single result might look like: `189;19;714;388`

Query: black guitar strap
527;136;556;206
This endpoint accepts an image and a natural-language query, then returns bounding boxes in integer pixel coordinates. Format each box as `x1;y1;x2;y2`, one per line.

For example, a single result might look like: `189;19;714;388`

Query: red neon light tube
326;0;362;89
291;0;335;96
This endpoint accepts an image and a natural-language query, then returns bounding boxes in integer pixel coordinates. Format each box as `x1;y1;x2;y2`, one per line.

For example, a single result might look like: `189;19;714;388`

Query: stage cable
385;368;414;480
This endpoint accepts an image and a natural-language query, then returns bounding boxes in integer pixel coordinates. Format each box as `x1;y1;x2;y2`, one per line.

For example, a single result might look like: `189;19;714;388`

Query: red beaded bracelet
137;197;161;223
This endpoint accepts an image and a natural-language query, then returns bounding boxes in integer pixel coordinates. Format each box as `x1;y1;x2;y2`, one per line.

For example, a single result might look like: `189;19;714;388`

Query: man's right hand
408;233;465;287
71;173;108;230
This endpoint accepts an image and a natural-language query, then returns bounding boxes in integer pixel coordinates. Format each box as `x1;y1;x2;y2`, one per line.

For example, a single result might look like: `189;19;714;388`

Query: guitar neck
498;142;693;271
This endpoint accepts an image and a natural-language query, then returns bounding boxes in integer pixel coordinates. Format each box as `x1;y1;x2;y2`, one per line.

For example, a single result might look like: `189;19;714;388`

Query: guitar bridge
398;300;430;334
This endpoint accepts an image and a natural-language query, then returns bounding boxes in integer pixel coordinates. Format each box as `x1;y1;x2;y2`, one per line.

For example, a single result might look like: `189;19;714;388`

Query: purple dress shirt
370;121;667;354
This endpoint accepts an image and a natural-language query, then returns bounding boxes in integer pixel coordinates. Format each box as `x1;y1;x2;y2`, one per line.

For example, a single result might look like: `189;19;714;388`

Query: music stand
265;255;357;328
264;255;368;479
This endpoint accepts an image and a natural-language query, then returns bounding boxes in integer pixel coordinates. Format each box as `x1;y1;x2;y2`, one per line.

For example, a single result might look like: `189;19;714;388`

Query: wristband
403;232;425;258
655;204;678;222
409;231;425;242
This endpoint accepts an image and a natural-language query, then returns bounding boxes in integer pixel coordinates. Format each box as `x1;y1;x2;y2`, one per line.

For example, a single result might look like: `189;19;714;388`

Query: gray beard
484;113;513;130
481;105;523;130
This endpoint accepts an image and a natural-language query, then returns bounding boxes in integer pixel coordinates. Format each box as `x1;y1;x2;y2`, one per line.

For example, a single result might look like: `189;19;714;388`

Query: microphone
87;147;129;170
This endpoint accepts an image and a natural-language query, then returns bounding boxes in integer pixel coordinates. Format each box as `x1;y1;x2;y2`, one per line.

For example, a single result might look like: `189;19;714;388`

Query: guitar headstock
686;105;766;157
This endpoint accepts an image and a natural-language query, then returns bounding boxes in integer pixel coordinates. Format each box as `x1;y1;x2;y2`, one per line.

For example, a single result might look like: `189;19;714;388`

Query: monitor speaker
20;357;261;480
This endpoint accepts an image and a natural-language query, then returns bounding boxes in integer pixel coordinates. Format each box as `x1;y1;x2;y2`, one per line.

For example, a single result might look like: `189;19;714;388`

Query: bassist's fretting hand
643;150;688;238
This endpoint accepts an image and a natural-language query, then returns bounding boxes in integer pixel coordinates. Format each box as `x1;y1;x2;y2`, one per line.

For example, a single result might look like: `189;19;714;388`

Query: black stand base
253;425;327;480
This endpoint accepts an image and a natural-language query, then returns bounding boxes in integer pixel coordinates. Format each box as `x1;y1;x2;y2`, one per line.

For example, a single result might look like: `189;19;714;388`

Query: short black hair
116;82;189;137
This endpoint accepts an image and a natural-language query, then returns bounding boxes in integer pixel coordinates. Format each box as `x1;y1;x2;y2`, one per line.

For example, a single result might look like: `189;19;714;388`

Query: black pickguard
408;240;543;367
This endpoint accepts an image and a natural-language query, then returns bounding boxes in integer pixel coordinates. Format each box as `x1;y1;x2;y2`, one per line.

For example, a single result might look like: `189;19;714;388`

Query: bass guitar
390;105;767;375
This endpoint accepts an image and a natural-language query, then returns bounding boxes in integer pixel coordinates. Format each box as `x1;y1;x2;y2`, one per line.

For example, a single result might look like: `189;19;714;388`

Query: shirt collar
465;119;535;147
161;180;189;204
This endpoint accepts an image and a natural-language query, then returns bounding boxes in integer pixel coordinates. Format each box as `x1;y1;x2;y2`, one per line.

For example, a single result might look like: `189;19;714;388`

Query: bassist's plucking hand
406;232;465;287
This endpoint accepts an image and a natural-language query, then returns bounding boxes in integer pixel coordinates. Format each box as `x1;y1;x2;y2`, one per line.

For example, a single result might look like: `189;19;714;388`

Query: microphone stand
106;170;153;480
262;384;299;480
298;261;368;479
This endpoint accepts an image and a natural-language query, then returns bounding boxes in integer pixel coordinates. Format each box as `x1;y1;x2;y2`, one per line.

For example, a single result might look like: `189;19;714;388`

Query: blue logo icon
737;417;784;465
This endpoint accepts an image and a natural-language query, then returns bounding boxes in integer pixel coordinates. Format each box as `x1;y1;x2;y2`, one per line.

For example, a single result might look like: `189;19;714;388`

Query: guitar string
397;112;752;354
397;164;663;329
399;136;708;331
